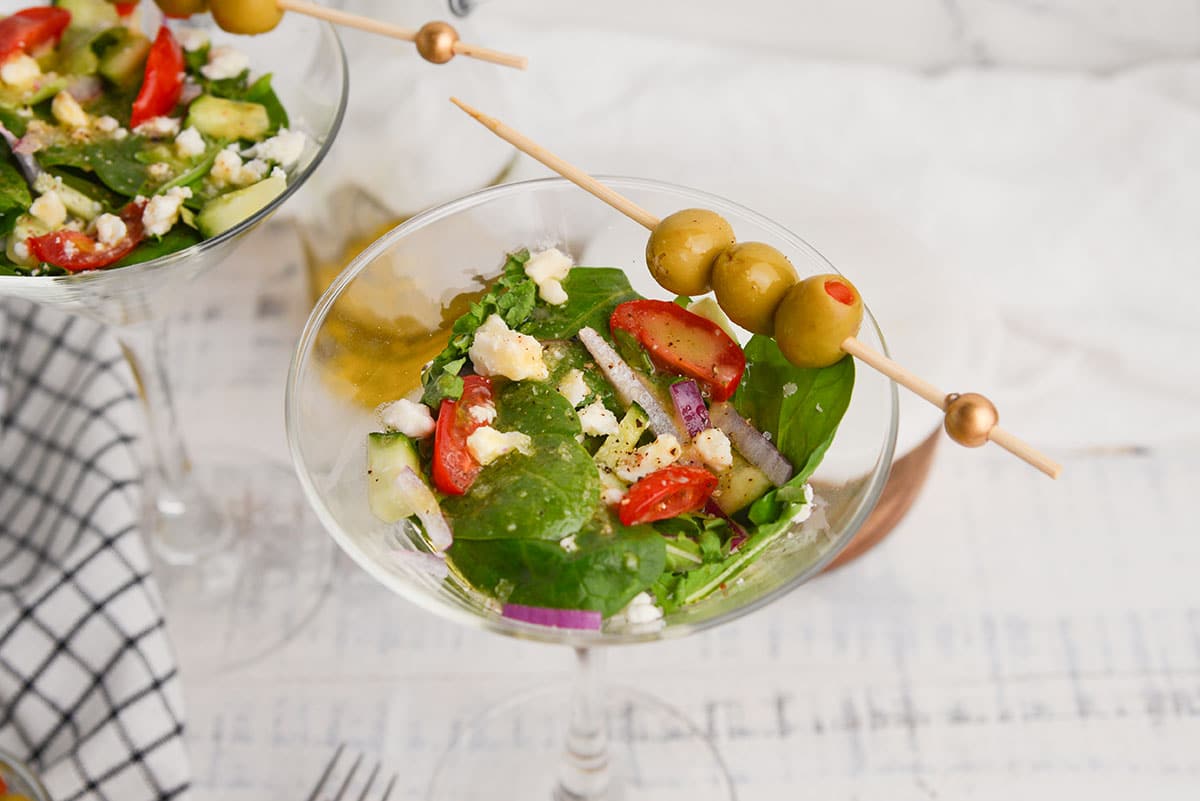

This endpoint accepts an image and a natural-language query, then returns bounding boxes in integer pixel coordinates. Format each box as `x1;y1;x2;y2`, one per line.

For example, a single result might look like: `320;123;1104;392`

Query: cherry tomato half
26;201;146;273
618;466;719;526
610;299;746;402
0;7;71;62
432;375;494;496
130;25;184;129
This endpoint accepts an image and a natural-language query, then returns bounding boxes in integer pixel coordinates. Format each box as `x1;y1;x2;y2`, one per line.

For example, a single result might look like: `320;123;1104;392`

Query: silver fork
305;744;397;801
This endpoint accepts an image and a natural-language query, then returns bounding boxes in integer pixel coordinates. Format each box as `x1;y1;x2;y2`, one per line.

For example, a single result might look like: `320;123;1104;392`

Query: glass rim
0;19;349;290
287;174;900;646
0;747;51;801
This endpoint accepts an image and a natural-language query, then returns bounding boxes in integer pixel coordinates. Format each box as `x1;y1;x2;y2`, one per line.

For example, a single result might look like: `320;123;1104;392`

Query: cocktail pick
273;0;527;69
449;97;1063;479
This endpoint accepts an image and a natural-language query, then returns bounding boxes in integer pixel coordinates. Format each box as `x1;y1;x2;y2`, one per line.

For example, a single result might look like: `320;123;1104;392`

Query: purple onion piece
705;500;749;552
502;603;603;630
709;402;794;487
669;379;711;437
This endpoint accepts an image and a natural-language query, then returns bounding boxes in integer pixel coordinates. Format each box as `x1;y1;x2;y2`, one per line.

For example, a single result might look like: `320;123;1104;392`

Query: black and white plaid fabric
0;299;190;801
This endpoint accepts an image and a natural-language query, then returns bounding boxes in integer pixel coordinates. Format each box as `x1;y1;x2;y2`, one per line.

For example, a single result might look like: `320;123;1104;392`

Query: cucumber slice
367;432;423;522
594;405;650;471
6;215;51;266
34;175;103;221
96;29;152;89
186;95;270;142
0;76;69;111
687;296;739;340
195;174;286;237
712;453;772;515
56;0;120;31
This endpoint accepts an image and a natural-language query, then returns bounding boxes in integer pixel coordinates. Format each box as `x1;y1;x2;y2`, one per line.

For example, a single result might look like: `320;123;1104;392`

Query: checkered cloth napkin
0;299;190;801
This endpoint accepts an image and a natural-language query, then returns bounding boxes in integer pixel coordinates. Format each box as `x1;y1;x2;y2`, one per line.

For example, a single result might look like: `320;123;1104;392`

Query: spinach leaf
442;434;600;542
112;224;202;267
494;379;581;438
243;74;289;133
521;267;640;340
0;158;32;237
420;250;536;407
733;335;854;484
38;136;151;197
448;510;666;616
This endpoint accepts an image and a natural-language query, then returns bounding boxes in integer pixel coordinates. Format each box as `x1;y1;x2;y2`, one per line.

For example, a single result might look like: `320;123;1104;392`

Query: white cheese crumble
577;400;619;438
0;54;40;88
242;129;306;168
141;187;192;237
556;368;589;408
174;27;210;52
466;426;532;466
51;92;90;129
148;162;172;181
468;403;497;424
523;247;572;306
209;147;262;188
94;213;127;247
175;126;205;158
606;592;665;633
201;45;250;81
467;314;549;382
616;434;682;483
782;382;798;397
693;428;733;472
378;398;435;439
94;115;120;133
601;487;626;506
133;116;181;139
30;192;67;229
560;534;578;553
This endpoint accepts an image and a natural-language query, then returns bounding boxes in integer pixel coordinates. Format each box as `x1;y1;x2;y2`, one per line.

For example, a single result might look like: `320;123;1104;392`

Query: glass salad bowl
0;0;348;672
287;177;898;800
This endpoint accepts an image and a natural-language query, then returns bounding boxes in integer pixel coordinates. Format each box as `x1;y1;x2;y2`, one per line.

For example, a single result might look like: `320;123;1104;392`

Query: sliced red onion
502;603;602;630
66;75;103;103
578;326;682;440
709;403;793;487
180;79;203;106
394;467;453;551
390;549;449;579
705;499;749;552
669;380;710;437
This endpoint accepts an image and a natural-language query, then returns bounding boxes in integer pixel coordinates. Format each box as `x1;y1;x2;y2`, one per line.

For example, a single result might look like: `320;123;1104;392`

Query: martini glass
0;3;349;672
286;177;898;799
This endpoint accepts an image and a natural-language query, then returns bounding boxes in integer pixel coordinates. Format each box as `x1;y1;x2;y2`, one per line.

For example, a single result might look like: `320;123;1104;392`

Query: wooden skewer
276;0;528;70
449;97;1063;479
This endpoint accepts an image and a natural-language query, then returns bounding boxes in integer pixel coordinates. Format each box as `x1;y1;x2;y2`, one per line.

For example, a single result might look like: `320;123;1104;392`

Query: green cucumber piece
56;0;120;31
367;432;422;522
185;95;270;141
712;453;772;515
6;215;52;266
0;76;69;110
34;175;103;221
195;174;285;237
594;405;650;472
688;296;738;340
98;31;152;89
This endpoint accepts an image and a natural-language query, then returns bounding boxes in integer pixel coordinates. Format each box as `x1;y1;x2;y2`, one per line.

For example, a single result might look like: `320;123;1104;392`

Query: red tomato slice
115;2;141;17
130;25;184;129
610;299;746;402
26;200;146;273
432;375;494;495
0;7;71;62
618;466;718;526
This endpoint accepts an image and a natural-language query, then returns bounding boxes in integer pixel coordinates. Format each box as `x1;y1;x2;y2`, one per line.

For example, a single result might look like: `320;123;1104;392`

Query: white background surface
158;1;1200;798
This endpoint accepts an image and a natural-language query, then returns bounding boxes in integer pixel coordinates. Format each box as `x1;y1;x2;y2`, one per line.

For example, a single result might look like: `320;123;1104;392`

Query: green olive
154;0;209;17
645;208;735;297
773;273;864;368
210;0;284;35
710;242;797;335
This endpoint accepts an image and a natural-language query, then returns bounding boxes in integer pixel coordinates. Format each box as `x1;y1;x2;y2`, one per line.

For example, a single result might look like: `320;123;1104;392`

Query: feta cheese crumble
556;368;589;408
523;247;572;306
466;427;532;466
94;213;127;247
606;592;665;633
467;314;549;382
616;434;682;483
577;400;619;438
209;147;264;188
94;115;120;134
141;187;192;237
468;403;497;424
174;27;210;52
51;92;90;129
560;534;578;553
201;46;249;81
378;398;435;439
693;428;733;472
175;126;205;158
242;129;306;168
148;162;172;181
30;191;67;229
0;54;40;88
133;116;181;139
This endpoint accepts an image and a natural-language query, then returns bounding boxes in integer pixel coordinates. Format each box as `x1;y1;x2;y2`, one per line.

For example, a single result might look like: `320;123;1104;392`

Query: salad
0;0;303;276
366;247;856;631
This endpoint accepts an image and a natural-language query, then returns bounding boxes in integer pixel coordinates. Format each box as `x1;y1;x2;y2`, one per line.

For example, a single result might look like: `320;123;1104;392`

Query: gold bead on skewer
415;21;460;64
944;392;999;448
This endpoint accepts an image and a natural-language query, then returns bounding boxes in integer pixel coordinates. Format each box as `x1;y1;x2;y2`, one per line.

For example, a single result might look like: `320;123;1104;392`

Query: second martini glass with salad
288;173;899;798
0;0;347;669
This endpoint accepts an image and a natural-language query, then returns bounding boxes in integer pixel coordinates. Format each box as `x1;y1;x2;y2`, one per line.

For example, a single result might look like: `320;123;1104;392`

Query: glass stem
118;317;229;564
554;647;611;801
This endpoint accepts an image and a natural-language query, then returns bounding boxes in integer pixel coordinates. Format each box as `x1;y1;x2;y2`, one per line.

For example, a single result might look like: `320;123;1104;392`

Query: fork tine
355;762;380;801
378;774;398;801
305;744;345;801
332;753;363;801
